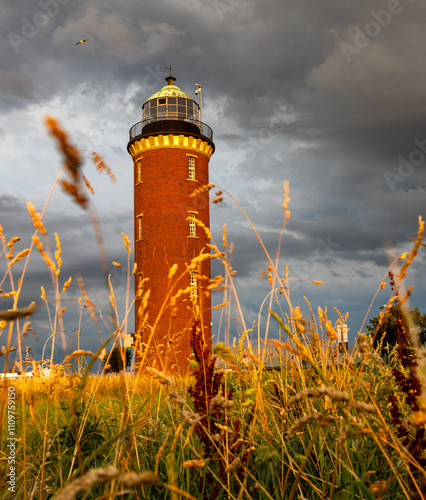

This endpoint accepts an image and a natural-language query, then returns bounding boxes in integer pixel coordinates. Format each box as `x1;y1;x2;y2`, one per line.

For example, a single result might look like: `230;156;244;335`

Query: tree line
366;306;426;348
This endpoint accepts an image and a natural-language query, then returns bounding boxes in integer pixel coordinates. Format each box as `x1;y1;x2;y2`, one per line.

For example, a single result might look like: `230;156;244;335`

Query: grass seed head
118;470;160;487
183;459;206;468
209;393;226;412
33;235;56;272
122;232;131;254
91;152;117;183
45;116;81;175
370;481;387;494
145;366;172;385
82;174;94;194
221;400;234;409
54;465;119;500
45;116;89;208
287;412;341;435
225;456;241;473
27;202;47;235
352;401;377;414
168;263;178;279
181;409;201;425
288;386;351;406
0;223;5;246
8;248;30;268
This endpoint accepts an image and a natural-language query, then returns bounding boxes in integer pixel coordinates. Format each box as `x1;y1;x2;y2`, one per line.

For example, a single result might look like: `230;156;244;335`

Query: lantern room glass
143;97;199;122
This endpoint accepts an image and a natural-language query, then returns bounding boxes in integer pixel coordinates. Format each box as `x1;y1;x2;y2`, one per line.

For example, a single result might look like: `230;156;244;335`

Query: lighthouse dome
142;75;199;123
147;84;195;102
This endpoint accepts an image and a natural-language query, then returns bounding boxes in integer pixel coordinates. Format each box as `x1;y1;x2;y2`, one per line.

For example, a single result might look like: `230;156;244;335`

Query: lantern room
142;75;200;123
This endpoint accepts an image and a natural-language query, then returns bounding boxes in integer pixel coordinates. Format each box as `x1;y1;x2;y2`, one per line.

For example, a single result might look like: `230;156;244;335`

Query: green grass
1;356;424;499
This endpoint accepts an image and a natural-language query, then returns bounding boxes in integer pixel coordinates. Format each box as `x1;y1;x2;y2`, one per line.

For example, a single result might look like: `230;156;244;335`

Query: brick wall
133;146;212;373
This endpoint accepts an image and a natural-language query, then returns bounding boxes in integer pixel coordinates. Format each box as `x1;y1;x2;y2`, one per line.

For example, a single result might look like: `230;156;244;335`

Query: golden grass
1;118;426;499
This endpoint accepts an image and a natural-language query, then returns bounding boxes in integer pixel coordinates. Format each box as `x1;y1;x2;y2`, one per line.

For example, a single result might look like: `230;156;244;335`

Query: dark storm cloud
0;71;34;109
1;0;426;351
305;1;426;150
0;193;134;301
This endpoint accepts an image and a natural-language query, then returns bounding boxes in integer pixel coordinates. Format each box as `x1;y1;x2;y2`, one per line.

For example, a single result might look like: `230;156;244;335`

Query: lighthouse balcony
129;117;213;144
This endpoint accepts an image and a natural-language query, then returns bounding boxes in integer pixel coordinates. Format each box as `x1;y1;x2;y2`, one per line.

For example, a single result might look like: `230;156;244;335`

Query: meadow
1;117;426;499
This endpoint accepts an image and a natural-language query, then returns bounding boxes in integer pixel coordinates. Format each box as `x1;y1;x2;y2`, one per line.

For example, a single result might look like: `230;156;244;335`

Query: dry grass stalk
118;470;160;486
5;236;20;260
225;456;241;473
181;409;202;425
397;215;424;283
91;151;117;183
54;465;119;500
54;466;160;499
45;116;87;207
352;401;377;414
209;393;226;411
122;232;131;254
145;366;173;385
287;412;342;435
189;182;215;198
82;174;94;195
287;385;351;405
0;304;39;321
62;350;101;363
27;202;47;235
183;459;207;468
169;390;186;406
32;235;56;273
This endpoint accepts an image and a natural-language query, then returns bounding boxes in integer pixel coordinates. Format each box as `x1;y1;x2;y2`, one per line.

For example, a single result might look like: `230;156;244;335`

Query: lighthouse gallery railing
129;117;213;143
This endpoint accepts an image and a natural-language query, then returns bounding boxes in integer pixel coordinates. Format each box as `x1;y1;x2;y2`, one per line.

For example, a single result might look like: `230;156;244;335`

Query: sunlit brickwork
127;76;215;373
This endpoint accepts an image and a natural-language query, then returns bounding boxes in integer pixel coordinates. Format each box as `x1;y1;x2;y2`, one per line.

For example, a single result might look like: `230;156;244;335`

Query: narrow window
137;215;143;240
137;160;142;183
188;213;196;237
188;157;195;180
190;272;197;297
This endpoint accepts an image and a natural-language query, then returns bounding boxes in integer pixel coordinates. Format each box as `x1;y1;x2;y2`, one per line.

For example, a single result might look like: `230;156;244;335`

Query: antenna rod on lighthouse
195;83;203;130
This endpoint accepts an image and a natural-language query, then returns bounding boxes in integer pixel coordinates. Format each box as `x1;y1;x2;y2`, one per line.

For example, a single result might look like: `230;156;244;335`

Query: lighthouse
127;72;215;373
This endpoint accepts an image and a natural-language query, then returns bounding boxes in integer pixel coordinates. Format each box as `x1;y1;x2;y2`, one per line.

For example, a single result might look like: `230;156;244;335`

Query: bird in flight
76;39;89;45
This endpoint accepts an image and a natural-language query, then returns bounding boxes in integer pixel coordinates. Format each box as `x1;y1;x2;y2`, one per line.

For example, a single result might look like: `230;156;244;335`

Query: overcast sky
1;0;425;369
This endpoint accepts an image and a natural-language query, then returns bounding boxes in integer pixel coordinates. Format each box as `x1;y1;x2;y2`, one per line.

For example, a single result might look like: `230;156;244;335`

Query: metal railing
129;116;214;143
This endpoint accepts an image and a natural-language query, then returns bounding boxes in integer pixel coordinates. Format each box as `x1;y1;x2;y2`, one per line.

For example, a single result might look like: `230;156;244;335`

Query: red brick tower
127;74;215;373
